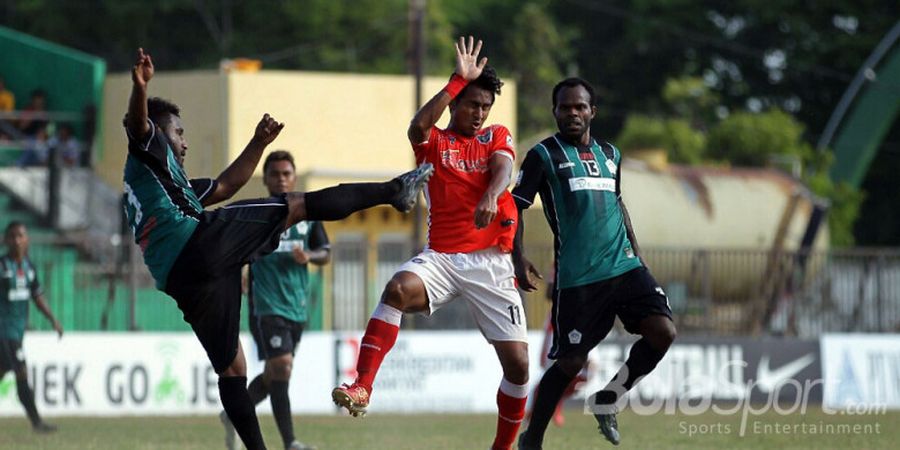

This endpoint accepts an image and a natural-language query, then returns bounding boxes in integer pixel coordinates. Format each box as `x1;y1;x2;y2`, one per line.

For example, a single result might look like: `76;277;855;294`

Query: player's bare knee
504;357;529;385
382;278;424;313
381;279;407;310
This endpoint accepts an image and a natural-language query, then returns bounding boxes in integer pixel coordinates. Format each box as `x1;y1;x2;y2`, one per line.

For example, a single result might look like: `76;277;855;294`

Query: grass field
0;408;896;449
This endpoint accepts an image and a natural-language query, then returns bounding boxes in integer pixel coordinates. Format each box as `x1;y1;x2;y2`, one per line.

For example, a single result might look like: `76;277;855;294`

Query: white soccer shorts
396;247;528;342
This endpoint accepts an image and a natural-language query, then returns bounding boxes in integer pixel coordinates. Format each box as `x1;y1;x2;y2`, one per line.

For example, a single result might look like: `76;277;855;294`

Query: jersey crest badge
476;128;493;145
606;159;617;175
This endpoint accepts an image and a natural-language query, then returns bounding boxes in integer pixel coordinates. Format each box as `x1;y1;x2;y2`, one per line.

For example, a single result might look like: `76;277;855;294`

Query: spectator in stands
18;89;48;137
48;123;82;167
0;77;14;138
16;123;50;167
0;77;13;112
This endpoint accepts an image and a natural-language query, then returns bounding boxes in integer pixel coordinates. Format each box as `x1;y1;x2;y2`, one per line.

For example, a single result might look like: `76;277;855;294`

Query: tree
615;115;706;164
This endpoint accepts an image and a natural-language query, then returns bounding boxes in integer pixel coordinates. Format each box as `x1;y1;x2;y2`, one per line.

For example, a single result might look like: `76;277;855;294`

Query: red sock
355;317;399;392
492;381;528;450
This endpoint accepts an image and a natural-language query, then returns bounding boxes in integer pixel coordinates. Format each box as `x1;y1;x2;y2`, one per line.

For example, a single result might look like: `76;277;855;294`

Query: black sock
269;380;295;448
16;380;42;426
595;338;666;406
304;181;400;221
521;364;575;445
248;374;269;405
219;376;267;450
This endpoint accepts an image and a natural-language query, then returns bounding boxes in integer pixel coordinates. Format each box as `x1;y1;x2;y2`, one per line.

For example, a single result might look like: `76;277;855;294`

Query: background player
512;78;676;448
0;222;63;433
124;48;432;450
331;36;529;450
221;151;329;450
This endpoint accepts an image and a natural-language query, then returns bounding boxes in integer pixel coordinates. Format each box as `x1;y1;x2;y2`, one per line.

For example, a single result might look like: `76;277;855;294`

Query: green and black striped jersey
122;121;217;289
512;135;641;289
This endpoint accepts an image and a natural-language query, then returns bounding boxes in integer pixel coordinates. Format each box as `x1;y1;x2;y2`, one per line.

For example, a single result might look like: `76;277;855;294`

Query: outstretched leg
332;271;429;417
286;163;433;227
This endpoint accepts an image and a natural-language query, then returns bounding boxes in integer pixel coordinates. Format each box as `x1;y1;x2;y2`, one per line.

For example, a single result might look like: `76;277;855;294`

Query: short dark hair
458;65;504;101
4;221;25;238
263;150;295;174
147;97;181;127
552;77;596;108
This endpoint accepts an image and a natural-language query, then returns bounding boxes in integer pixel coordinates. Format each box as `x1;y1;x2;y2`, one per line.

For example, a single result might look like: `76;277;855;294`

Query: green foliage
706;109;812;167
662;76;720;129
503;1;574;138
616;115;706;164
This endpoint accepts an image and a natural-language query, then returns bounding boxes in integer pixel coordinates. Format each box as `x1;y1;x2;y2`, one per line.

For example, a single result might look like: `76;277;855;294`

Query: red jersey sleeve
412;127;440;164
489;125;516;162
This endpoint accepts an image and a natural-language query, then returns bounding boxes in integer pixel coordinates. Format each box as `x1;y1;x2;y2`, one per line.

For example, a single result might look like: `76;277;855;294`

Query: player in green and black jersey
512;78;676;448
124;48;432;450
220;151;329;450
0;222;62;433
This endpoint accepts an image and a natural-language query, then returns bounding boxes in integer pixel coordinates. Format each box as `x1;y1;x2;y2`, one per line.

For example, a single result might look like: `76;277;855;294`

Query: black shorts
250;315;305;361
549;266;673;360
165;195;289;374
0;339;25;372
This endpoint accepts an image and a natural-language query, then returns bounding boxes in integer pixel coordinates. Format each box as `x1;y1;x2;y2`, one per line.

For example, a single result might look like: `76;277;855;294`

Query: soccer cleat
594;410;621;446
390;162;434;213
32;422;57;434
517;432;542;450
219;410;240;450
287;440;317;450
331;383;370;418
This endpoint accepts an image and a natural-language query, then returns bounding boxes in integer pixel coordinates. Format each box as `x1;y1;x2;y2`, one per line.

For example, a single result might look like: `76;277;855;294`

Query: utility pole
409;0;426;253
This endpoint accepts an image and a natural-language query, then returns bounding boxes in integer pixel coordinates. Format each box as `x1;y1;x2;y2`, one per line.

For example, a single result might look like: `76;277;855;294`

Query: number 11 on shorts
507;305;522;325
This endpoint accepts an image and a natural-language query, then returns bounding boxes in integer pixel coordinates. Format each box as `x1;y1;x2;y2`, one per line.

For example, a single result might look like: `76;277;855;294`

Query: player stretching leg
513;78;676;449
124;48;432;450
332;36;529;450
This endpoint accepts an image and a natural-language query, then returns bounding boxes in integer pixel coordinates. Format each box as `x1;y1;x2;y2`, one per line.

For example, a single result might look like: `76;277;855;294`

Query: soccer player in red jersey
332;36;529;450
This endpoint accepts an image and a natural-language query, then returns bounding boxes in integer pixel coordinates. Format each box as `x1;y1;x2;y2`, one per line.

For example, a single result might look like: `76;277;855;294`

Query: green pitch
0;408;896;449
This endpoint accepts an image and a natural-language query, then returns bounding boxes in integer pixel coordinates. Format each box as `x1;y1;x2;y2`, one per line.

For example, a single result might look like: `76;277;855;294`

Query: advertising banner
1;332;829;416
821;334;900;410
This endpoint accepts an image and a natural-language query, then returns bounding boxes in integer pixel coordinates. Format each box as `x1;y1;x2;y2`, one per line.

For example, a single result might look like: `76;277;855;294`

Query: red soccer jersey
413;124;518;253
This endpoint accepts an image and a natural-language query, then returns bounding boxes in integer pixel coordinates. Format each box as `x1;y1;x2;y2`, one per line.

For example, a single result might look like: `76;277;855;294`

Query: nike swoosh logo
756;353;816;392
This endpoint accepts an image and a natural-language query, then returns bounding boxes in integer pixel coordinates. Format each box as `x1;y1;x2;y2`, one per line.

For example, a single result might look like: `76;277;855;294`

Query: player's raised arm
125;48;153;140
407;36;488;145
202;114;285;206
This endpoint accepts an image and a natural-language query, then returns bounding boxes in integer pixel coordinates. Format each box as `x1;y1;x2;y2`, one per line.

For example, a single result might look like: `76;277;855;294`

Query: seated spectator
48;123;82;167
16;123;50;167
0;77;13;112
18;89;48;137
0;77;14;137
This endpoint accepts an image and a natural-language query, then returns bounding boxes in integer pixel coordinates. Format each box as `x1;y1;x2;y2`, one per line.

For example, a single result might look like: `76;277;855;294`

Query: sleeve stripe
198;180;215;201
124;119;156;152
492;150;515;162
